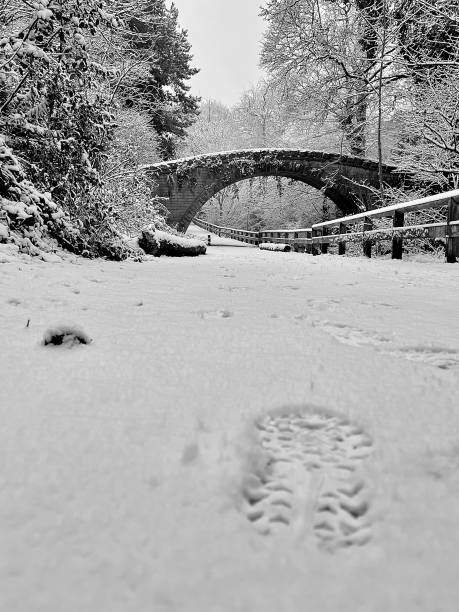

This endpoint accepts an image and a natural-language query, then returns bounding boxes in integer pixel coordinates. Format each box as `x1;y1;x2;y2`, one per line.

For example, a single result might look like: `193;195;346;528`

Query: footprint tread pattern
242;412;373;551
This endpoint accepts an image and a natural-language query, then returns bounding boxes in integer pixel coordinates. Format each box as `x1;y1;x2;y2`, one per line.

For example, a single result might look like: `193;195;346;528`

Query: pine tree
127;0;200;159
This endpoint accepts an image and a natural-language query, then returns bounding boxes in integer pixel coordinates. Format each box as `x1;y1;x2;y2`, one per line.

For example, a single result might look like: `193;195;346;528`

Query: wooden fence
194;189;459;263
192;220;313;251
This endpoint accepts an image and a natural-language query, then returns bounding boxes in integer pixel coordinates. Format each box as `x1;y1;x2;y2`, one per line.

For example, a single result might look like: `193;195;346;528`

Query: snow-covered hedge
259;242;292;252
0;134;142;260
0;134;80;255
0;1;144;261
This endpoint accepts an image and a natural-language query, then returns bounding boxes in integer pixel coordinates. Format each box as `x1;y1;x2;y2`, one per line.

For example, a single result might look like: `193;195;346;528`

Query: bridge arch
143;149;406;232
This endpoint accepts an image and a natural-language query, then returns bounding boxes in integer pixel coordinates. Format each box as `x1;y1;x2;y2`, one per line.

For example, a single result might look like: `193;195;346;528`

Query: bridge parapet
145;148;396;174
142;149;408;232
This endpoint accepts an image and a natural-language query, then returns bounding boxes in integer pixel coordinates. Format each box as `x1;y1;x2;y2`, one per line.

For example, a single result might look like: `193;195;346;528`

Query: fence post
312;229;320;255
446;197;459;263
363;217;373;258
392;210;404;260
321;227;329;254
306;230;312;254
338;222;346;255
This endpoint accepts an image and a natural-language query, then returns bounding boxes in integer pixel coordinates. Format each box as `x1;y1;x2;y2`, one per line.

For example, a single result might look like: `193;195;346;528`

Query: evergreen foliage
0;0;198;257
126;0;200;159
0;0;118;254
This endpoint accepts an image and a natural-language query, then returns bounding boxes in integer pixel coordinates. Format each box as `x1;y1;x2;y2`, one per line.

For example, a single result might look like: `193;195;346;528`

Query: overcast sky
169;0;266;107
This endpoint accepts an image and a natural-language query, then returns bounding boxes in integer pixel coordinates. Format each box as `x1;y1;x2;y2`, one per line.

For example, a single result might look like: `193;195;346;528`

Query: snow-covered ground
1;224;459;612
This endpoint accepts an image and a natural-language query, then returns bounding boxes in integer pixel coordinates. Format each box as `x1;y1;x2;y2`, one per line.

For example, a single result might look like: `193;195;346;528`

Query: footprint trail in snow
242;411;373;551
314;321;459;370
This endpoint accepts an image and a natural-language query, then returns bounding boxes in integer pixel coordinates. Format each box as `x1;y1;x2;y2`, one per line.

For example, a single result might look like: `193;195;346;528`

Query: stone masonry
142;149;407;232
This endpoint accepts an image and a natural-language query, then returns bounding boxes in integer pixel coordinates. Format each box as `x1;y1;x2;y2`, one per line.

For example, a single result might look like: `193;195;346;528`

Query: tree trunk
341;85;367;157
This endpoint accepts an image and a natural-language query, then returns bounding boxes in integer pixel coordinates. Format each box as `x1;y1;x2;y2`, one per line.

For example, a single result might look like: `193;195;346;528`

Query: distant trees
181;90;336;231
233;81;289;148
392;69;459;189
181;0;458;232
181;80;296;157
261;0;374;157
260;0;459;194
200;177;337;231
181;99;240;155
391;1;459;189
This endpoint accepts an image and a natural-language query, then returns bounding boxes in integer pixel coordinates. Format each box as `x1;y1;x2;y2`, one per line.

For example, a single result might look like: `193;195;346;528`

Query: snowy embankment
1;224;459;612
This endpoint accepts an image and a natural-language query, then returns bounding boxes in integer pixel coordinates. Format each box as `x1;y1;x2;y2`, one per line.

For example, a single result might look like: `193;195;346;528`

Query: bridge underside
143;150;405;232
172;171;359;233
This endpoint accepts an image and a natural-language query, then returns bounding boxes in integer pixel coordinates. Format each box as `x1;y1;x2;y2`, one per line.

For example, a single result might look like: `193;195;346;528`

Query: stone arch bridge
143;149;406;232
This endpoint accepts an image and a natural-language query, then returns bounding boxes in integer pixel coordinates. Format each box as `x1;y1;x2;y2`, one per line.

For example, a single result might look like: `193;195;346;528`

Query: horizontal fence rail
192;218;313;250
193;189;459;263
311;189;459;263
192;219;260;245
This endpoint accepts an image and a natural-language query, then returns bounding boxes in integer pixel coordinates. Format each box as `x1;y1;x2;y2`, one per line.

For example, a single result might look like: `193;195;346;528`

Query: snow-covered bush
0;134;82;254
259;242;292;252
99;109;169;237
0;1;120;255
0;1;176;259
139;225;206;257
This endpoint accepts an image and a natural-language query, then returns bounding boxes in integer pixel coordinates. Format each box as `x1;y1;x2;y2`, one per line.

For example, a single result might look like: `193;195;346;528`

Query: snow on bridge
143;148;408;232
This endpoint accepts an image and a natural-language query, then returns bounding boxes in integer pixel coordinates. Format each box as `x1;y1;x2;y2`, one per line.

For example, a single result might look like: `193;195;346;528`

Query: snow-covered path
1;227;459;612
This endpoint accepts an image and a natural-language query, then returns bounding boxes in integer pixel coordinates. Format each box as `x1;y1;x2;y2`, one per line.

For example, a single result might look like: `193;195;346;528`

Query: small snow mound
198;309;233;319
43;325;92;347
259;243;292;252
0;243;20;263
40;252;62;263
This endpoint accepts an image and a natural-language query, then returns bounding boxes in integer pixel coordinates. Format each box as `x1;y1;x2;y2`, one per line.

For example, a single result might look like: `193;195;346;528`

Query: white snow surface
1;224;459;612
259;242;292;251
155;230;206;249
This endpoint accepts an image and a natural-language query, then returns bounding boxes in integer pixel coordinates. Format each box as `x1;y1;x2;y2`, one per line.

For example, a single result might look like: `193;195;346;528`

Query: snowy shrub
139;225;206;257
0;132;141;259
0;1;178;259
0;1;118;255
259;242;292;252
0;134;83;254
98;109;169;237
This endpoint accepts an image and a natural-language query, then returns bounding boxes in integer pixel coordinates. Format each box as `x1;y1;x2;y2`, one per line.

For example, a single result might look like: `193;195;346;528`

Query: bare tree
260;0;459;198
